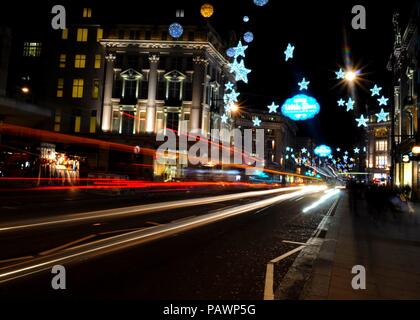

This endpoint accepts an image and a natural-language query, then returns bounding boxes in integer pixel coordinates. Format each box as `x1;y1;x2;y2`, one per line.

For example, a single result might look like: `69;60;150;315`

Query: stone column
146;53;160;133
191;56;207;132
101;53;116;132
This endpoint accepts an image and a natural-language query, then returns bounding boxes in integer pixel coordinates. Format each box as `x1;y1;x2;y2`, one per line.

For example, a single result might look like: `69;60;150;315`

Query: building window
56;78;64;97
375;156;387;169
90;110;97;133
23;42;41;57
97;28;103;42
92;79;100;99
94;55;101;69
72;79;84;98
139;111;146;133
376;140;388;152
75;54;86;68
83;8;92;18
62;29;68;40
176;9;185;18
59;54;66;68
77;28;88;42
74;114;81;133
54;113;61;132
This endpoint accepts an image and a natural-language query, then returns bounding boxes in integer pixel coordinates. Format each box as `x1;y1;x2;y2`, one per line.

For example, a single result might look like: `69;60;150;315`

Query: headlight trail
0;185;327;284
0;186;325;232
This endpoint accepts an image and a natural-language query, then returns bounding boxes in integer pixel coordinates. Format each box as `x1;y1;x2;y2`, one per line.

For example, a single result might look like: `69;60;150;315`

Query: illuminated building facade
389;5;420;198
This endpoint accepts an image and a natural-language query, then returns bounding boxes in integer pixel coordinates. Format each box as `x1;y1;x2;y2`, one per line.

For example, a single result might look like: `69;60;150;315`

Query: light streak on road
0;185;327;284
302;188;341;213
0;186;325;232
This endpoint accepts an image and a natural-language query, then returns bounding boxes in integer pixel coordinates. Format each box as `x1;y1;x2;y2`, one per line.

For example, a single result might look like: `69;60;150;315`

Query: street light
229;103;239;113
345;70;357;82
21;86;30;94
412;145;420;154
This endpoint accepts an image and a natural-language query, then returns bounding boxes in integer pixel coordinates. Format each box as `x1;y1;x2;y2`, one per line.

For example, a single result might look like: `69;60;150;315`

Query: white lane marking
263;190;340;301
0;186;326;284
0;186;311;232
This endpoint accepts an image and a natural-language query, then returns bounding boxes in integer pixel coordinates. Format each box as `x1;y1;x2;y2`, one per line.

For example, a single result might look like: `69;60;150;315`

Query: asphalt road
0;186;341;300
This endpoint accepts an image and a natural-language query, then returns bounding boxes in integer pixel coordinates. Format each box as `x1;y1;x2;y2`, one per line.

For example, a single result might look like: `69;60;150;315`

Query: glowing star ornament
346;98;355;111
284;43;295;62
224;89;240;104
168;23;184;39
267;102;279;114
335;68;345;80
337;99;345;107
225;82;234;92
376;108;389;122
356;115;368;127
254;0;269;6
301;148;307;153
378;96;389;106
370;84;382;97
298;78;310;91
230;59;251;83
221;114;228;124
224;105;231;112
232;41;248;59
354;147;360;154
253;117;262;127
336;148;341;152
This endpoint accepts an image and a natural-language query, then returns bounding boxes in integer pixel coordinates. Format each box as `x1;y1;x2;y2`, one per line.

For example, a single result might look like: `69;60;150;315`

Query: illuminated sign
281;94;320;121
314;145;332;157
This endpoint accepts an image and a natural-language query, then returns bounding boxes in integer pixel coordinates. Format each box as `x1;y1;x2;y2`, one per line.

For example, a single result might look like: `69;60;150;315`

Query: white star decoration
284;43;295;62
370;84;382;97
224;89;240;104
221;114;228;124
253;117;262;127
230;59;251;83
232;41;248;59
354;148;360;154
301;148;307;153
378;96;389;106
335;68;345;80
376;108;389;122
267;102;279;113
298;78;310;91
346;98;355;111
225;82;234;92
356;115;368;127
337;99;345;107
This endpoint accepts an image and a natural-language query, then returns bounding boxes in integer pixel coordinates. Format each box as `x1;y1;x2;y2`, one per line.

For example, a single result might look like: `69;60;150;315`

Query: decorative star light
378;96;389;106
344;151;348;155
267;102;279;114
230;59;251;83
224;105;232;112
225;82;234;92
253;117;262;127
301;148;307;153
370;84;382;97
343;155;349;162
284;43;295;62
232;41;248;59
376;108;389;122
356;115;368;127
354;147;360;154
224;89;240;104
336;148;341;152
337;98;345;107
302;157;308;163
335;68;345;80
298;78;310;91
346;98;355;111
221;114;228;124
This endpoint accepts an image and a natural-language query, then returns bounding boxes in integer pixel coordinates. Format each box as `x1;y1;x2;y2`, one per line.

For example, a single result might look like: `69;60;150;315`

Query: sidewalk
301;191;420;299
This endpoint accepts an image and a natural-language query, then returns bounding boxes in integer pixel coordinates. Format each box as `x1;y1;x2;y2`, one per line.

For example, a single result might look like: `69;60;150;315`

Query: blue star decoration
221;114;229;124
267;102;279;113
232;41;248;59
298;78;310;91
378;96;389;106
301;148;307;153
224;89;240;104
284;43;295;62
346;98;355;111
337;98;345;107
225;82;234;92
354;147;360;154
356;115;368;127
376;108;389;122
224;105;231;112
370;84;382;97
253;117;262;127
230;59;251;83
335;68;345;80
336;148;341;152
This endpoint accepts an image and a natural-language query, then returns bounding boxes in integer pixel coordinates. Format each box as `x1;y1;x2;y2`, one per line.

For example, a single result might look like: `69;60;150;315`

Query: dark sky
3;0;417;149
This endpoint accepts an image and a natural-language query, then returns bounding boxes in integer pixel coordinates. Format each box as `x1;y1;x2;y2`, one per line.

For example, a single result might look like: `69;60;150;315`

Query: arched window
120;68;143;104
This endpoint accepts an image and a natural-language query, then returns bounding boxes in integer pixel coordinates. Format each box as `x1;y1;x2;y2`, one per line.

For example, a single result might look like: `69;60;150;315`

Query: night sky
3;0;417;149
